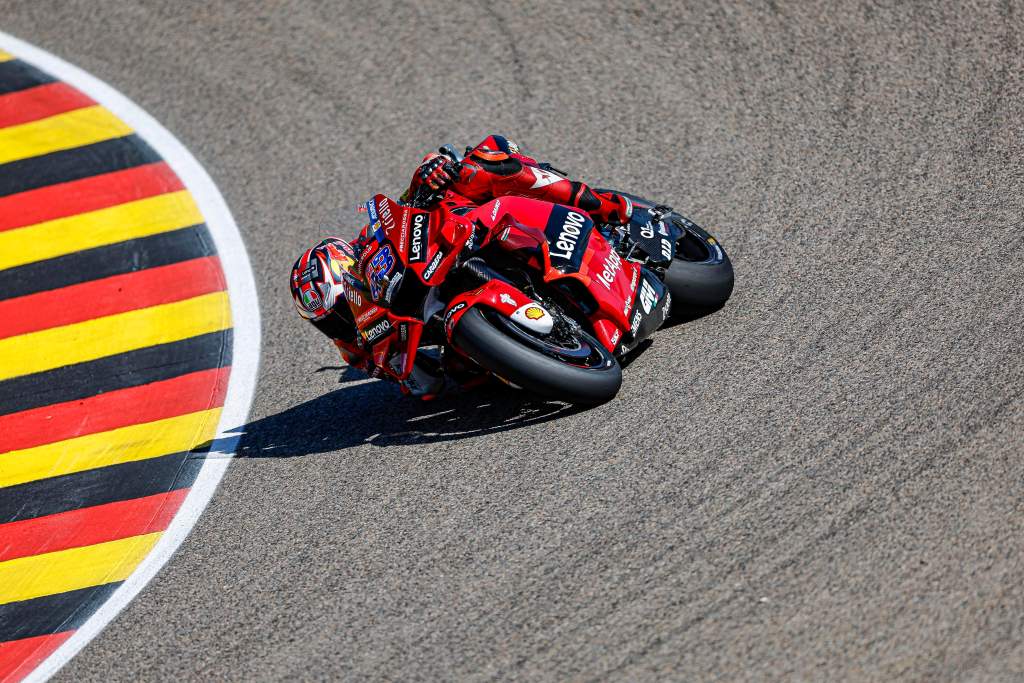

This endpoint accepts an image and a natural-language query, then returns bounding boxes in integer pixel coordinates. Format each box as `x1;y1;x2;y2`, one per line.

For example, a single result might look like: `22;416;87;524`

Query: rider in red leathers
404;134;632;226
290;135;634;395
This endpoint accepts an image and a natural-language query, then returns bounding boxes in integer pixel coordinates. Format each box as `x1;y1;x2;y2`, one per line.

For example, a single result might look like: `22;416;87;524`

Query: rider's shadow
211;304;724;459
223;375;581;459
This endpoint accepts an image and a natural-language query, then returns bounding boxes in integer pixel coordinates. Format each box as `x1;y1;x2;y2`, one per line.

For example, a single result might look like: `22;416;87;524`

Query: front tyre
453;307;622;405
663;219;734;314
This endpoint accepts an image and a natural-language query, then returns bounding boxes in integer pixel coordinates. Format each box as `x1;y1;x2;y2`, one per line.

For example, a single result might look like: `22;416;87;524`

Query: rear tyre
453;307;622;405
598;188;734;316
663;220;734;314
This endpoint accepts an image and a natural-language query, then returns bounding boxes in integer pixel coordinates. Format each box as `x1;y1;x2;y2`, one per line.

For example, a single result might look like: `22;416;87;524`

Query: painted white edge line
0;31;262;683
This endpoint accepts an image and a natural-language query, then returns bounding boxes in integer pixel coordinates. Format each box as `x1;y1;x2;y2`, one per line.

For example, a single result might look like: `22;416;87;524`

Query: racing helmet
290;238;359;340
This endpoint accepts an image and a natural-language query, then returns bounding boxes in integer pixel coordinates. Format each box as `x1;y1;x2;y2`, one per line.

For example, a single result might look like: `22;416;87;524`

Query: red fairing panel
442;278;539;343
471;195;641;352
576;231;641;331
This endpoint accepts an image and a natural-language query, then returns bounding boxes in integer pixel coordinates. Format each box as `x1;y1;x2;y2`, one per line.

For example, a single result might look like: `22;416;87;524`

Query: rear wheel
663;219;734;314
453;307;622;405
598;188;734;316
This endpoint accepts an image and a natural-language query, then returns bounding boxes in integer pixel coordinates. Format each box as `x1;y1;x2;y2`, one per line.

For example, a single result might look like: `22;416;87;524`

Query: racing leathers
404;134;633;226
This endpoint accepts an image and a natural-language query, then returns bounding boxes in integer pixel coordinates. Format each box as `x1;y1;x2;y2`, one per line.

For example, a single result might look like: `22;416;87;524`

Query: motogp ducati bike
347;147;733;405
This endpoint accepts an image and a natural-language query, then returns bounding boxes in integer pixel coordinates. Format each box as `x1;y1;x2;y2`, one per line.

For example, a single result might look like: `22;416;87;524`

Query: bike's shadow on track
224;370;584;458
218;308;719;459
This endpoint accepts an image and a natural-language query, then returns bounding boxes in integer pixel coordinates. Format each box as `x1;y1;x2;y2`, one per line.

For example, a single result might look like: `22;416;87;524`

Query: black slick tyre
663;220;734;314
600;188;734;316
453;307;622;405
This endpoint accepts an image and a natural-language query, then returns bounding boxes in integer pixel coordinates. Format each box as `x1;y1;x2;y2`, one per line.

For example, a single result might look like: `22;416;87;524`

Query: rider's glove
417;155;456;191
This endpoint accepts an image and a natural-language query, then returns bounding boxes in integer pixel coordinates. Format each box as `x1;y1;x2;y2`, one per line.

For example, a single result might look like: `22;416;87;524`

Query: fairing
470;195;668;353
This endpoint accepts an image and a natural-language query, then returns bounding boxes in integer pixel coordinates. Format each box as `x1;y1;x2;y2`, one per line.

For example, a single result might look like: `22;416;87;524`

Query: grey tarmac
5;1;1023;680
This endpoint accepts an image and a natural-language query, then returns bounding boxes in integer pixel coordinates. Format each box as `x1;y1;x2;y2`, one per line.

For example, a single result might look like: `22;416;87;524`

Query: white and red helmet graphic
290;238;357;321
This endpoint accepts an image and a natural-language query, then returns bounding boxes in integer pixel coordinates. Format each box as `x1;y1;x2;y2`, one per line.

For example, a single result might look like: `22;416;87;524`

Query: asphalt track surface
6;1;1023;680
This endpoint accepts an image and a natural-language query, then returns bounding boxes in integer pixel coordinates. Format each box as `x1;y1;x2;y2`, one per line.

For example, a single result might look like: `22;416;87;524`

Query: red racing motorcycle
345;147;733;405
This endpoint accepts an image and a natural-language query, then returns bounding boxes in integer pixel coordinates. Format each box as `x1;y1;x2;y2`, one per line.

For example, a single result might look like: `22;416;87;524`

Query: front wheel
663;218;734;314
453;307;622;405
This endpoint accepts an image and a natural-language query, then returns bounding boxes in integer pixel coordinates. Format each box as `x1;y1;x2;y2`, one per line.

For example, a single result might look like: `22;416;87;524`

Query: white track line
0;31;262;683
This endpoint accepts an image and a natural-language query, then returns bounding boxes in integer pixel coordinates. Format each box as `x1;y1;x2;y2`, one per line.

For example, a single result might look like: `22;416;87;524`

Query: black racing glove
417;156;456;191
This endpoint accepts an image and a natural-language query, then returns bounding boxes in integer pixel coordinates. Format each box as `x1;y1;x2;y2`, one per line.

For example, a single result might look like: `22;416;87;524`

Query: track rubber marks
0;39;259;683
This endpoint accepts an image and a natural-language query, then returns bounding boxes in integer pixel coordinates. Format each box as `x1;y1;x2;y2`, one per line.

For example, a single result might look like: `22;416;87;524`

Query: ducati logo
530;167;563;189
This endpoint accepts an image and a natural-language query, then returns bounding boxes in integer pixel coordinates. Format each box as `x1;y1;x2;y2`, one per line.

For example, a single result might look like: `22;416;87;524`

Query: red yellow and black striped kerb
0;49;235;681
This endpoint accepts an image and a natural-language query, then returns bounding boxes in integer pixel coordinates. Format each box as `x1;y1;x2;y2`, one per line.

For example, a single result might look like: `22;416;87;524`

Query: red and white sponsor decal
530;167;563;189
398;204;410;254
377;197;396;233
355;305;383;326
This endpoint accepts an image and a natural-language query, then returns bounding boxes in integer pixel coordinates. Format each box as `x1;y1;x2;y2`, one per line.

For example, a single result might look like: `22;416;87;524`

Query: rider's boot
402;351;445;399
